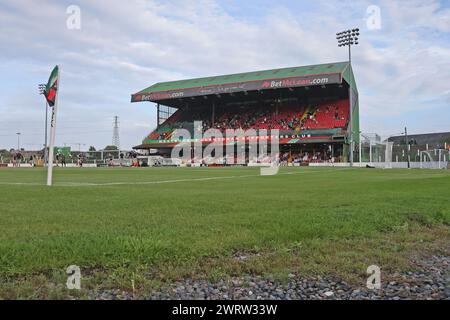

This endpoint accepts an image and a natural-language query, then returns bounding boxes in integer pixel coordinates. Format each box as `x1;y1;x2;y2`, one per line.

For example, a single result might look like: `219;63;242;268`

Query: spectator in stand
77;154;83;167
12;152;16;167
61;154;67;167
16;152;22;167
119;152;124;167
55;153;60;167
303;153;309;162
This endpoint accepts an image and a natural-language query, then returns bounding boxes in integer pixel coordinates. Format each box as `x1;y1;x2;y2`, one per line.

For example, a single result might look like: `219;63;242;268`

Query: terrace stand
131;62;359;165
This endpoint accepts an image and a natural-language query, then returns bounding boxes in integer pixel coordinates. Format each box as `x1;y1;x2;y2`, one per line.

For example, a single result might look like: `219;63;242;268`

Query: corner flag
44;66;59;107
42;65;61;186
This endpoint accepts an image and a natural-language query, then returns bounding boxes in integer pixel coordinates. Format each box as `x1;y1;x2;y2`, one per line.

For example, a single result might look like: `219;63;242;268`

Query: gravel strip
87;255;450;300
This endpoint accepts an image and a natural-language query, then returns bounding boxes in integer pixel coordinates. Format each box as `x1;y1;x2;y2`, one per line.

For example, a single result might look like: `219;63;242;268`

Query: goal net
420;149;449;169
359;133;393;168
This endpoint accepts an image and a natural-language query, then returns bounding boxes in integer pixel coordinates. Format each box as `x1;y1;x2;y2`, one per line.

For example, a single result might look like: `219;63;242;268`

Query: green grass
0;166;449;298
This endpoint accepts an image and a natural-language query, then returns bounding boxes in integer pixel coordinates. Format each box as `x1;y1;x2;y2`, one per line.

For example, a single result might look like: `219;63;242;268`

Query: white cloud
0;0;449;149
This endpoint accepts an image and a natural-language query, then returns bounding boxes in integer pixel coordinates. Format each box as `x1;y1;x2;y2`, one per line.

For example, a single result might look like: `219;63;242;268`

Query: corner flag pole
47;65;60;186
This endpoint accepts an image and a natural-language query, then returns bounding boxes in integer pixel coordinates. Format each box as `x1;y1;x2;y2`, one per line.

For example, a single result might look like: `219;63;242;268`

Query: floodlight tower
112;116;120;150
16;132;21;150
336;28;359;166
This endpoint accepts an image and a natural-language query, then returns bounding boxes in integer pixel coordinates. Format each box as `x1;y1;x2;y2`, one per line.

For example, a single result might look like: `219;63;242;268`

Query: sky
0;0;449;151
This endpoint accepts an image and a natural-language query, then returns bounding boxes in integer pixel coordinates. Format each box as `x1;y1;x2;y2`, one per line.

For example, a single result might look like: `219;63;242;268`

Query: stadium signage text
148;134;321;144
140;91;184;101
261;77;329;89
132;74;340;102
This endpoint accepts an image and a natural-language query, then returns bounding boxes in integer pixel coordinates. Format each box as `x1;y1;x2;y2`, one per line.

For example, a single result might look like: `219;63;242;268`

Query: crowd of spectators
279;150;333;165
146;99;349;141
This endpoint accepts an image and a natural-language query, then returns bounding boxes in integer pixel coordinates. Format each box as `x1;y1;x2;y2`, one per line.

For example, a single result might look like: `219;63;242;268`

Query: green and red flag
44;65;59;106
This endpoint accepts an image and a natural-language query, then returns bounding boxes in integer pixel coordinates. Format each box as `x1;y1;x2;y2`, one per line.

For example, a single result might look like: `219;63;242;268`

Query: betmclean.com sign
131;73;342;102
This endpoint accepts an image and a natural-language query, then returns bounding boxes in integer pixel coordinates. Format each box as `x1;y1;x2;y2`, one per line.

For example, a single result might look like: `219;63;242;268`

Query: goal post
420;149;449;169
359;134;393;168
384;141;393;169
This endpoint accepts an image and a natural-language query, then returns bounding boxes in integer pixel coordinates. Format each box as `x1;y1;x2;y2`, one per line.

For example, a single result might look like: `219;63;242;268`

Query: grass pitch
0;166;449;298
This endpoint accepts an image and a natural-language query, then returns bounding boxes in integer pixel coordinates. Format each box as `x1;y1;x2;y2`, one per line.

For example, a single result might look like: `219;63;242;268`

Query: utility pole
156;104;160;129
112;116;120;150
405;126;410;169
359;131;362;166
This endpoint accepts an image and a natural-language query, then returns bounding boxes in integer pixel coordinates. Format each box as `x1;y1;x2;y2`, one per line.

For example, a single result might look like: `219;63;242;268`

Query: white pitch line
0;168;352;187
0;182;43;186
55;168;354;186
57;174;259;186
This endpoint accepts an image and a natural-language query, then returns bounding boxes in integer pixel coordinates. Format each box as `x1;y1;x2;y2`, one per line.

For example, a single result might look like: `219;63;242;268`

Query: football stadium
1;1;450;307
131;61;359;165
1;60;450;302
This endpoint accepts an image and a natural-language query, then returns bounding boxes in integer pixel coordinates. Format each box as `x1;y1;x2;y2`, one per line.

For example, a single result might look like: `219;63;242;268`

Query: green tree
104;145;118;151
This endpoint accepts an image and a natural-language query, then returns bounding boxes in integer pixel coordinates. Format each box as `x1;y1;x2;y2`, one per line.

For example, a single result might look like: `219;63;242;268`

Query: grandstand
131;61;359;165
388;132;450;151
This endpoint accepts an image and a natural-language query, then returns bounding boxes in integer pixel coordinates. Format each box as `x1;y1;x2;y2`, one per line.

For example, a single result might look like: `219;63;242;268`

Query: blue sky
0;0;449;150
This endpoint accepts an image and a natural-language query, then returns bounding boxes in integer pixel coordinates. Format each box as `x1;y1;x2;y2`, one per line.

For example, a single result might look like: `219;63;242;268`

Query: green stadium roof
131;61;354;103
141;62;347;92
